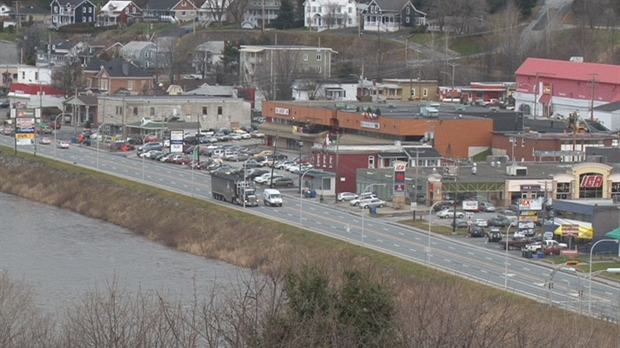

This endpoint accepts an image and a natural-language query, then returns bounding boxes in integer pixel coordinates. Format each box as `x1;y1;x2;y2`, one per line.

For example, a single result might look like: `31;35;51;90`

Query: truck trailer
210;171;259;206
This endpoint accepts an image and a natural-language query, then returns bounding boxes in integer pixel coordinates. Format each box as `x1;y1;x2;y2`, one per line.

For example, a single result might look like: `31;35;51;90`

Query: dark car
469;226;485;238
244;159;263;168
0;100;9;108
487;217;510;227
246;169;270;179
486;227;503;242
270;177;294;188
433;201;454;212
451;219;469;229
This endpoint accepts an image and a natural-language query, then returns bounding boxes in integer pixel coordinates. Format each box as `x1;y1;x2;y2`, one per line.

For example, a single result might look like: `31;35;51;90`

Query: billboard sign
561;224;580;237
170;130;184;153
15;108;36;145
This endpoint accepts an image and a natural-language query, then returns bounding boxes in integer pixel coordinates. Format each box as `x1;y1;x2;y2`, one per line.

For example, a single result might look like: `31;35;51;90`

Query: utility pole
333;131;340;203
448;62;458;94
269;131;278;188
261;0;265;33
588;73;599;120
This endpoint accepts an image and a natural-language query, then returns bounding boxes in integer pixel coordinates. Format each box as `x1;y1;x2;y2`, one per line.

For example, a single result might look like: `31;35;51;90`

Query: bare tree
51;60;85;94
323;2;340;29
227;0;249;27
0;271;58;347
487;0;526;77
202;0;230;23
251;50;304;100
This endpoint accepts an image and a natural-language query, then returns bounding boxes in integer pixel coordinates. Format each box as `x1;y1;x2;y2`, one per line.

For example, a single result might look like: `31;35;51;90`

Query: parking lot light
505;222;516;290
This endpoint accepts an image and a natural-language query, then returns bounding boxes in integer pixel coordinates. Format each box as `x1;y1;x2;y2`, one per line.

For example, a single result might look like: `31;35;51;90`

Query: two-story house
242;0;279;29
50;0;96;27
84;57;155;95
240;45;335;85
192;41;224;77
120;41;157;69
198;0;227;23
361;0;425;32
143;0;197;23
303;0;358;31
98;0;143;26
38;39;86;67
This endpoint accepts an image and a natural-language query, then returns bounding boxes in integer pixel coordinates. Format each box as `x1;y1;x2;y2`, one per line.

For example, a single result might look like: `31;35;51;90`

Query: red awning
538;94;551;104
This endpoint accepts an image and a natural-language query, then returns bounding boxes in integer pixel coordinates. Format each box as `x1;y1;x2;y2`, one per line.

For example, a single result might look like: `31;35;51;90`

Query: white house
199;0;227;23
303;0;358;31
192;41;225;76
292;78;358;101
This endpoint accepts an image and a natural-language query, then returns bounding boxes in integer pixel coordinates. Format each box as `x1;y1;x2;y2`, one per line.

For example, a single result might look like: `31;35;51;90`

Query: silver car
337;192;358;202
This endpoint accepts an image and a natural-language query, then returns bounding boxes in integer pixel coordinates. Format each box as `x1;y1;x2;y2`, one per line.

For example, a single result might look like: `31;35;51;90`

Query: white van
212;149;225;158
263;189;283;207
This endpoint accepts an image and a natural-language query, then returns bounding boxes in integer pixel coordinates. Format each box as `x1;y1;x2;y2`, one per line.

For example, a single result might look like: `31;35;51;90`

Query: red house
98;0;142;26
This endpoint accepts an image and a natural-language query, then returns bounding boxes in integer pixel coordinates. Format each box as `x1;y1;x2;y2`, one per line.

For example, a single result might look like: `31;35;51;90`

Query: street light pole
52;113;62;159
428;201;444;265
361;183;385;245
299;169;312;226
588;239;620;314
504;222;516;290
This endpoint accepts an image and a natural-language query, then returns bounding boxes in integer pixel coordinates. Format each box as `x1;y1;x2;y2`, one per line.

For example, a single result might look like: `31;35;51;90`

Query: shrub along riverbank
1;149;619;347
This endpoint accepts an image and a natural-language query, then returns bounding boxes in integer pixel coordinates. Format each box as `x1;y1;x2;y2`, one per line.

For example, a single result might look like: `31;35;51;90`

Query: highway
1;135;619;321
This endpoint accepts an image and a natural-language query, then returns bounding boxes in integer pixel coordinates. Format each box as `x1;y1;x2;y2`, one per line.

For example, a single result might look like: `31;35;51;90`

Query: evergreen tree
272;0;297;29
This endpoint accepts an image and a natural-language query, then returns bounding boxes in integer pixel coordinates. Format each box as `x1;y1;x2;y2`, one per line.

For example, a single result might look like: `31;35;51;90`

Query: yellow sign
565;261;580;267
15;133;35;139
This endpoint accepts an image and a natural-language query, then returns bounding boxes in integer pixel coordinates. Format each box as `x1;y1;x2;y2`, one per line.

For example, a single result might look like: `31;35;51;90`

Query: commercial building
514;58;620;129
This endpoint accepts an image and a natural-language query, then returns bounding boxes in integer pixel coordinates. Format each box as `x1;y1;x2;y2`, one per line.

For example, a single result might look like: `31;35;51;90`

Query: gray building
97;94;252;133
120;41;158;69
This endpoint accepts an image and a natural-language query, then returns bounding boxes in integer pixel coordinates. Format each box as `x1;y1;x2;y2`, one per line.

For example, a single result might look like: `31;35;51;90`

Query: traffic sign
565;261;580;267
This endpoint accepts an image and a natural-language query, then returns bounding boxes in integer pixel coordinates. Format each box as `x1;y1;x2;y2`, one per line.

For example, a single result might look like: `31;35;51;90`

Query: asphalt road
1;134;618;321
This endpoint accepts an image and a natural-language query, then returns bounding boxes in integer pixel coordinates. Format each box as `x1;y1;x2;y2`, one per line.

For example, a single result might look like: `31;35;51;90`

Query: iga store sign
580;175;603;188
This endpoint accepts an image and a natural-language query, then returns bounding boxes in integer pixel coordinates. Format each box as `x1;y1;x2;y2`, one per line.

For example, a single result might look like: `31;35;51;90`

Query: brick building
84;57;155;95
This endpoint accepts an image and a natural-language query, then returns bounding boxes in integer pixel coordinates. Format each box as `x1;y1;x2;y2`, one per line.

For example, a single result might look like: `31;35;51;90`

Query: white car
56;140;70;149
239;132;251;139
349;193;377;206
436;209;465;219
359;198;386;209
474;218;488;227
255;173;282;185
337;192;358;202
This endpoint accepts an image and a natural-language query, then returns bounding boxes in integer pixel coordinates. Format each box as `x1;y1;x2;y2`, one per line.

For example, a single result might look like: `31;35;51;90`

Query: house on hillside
198;0;227;23
98;0;142;26
84;57;155;95
37;39;86;67
7;5;51;26
120;41;157;68
360;0;425;32
192;41;225;77
303;0;359;31
143;0;197;23
242;0;279;29
239;45;336;85
50;0;96;27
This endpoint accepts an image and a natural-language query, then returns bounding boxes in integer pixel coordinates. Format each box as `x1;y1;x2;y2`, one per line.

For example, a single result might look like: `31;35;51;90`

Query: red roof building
514;58;620;129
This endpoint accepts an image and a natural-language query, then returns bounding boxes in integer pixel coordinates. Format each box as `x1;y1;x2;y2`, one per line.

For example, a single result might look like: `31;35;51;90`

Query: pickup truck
524;240;568;253
498;238;536;250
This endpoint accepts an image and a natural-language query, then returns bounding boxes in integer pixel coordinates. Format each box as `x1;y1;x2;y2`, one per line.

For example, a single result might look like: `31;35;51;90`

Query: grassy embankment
1;147;620;346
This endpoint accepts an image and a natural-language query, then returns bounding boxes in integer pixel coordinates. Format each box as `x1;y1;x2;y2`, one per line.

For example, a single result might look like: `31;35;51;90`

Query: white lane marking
414;236;420;241
398;232;404;236
316;221;322;225
383;227;389;231
523;268;530;272
468;252;475;256
444;259;451;263
376;239;383;243
485;257;493;261
393;244;400;248
410;248;417;253
463;264;469;268
480;270;488;274
448;246;455;250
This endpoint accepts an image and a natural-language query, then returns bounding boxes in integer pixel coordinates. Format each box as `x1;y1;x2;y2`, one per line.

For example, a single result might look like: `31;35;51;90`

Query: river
0;192;251;314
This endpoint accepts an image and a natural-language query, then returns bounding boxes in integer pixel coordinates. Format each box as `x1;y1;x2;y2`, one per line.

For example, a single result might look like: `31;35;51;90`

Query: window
348;7;352;13
35;71;39;80
125;8;129;14
316;54;322;61
128;80;133;90
329;155;333;168
182;11;186;16
202;106;208;115
150;107;155;116
368;156;375;169
317;153;321;167
116;106;123;115
133;107;138;116
54;6;57;12
322;154;327;167
406;17;410;23
83;7;86;13
21;71;25;79
217;106;222;115
406;7;410;14
303;54;308;61
423;88;428;97
556;182;570;200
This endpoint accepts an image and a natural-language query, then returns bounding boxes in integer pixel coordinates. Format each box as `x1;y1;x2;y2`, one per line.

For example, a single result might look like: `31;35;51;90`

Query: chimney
122;61;129;76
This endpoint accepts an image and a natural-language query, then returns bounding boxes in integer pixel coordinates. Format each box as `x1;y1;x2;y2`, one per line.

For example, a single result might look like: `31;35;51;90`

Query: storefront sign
518;198;542;211
462;201;479;211
520;185;541;191
562;224;579;237
275;107;290;116
361;121;380;129
580;175;603;188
